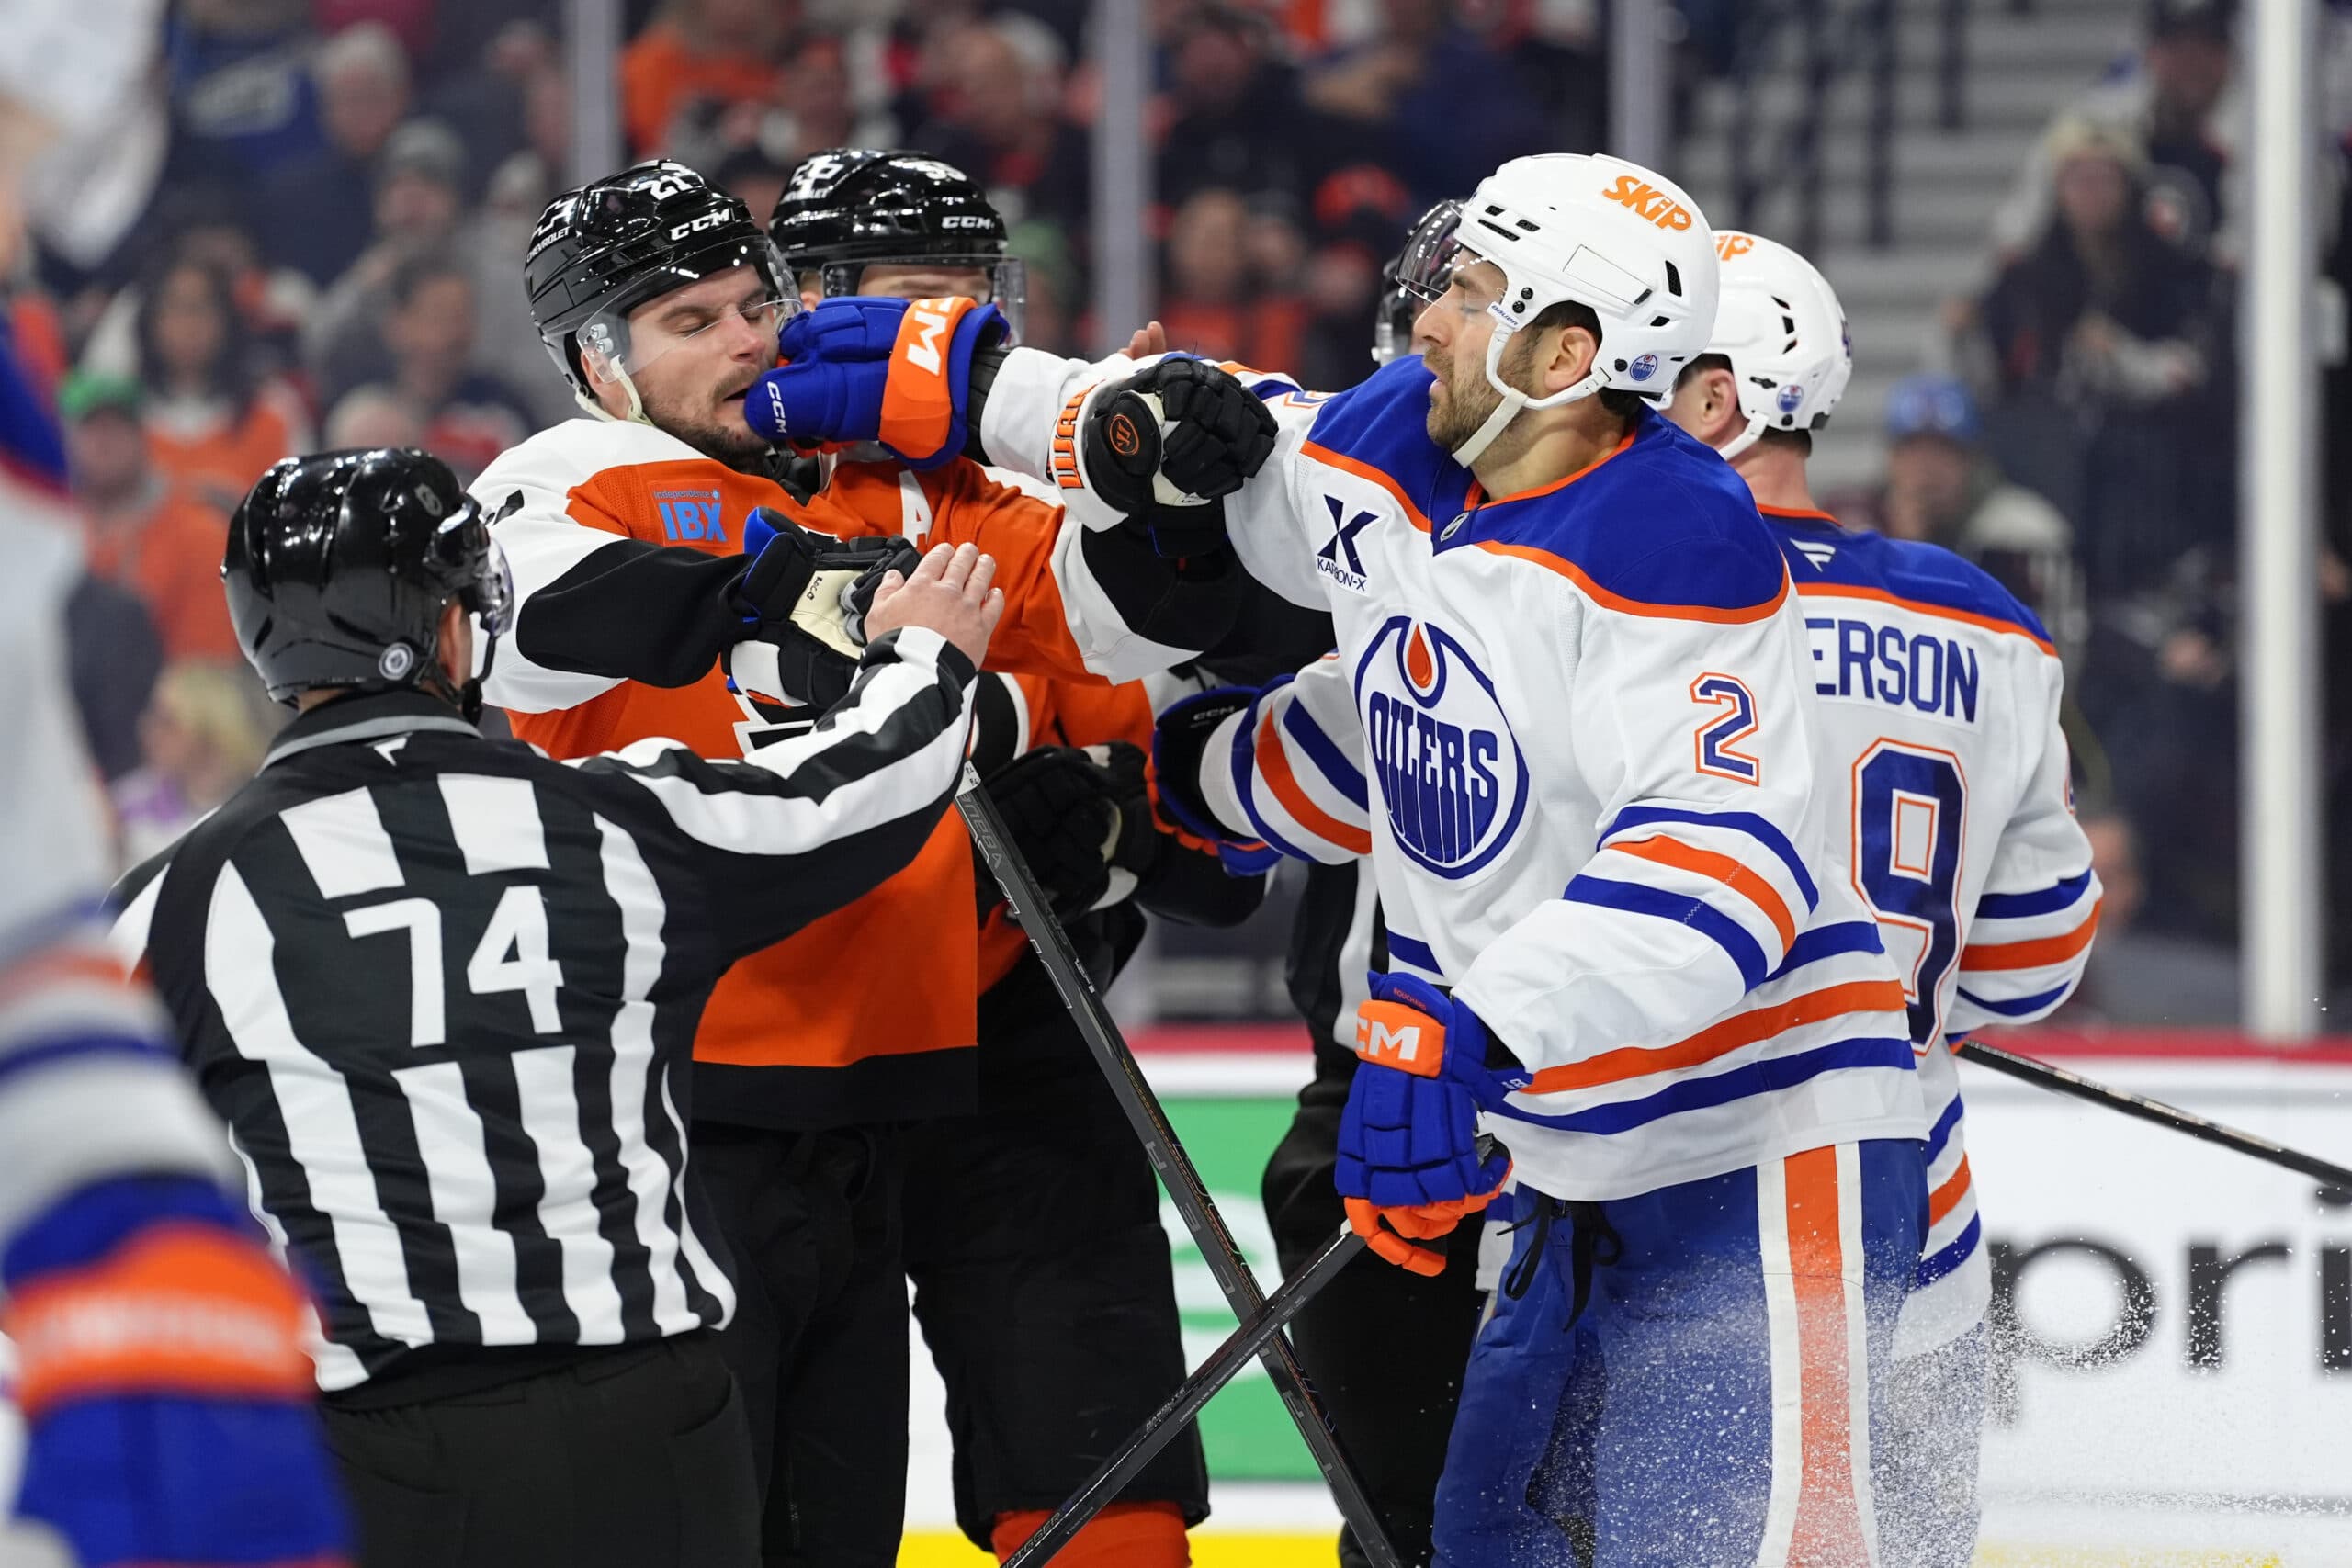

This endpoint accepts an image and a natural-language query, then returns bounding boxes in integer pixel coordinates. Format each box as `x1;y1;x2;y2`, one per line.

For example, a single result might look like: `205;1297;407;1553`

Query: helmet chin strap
577;361;651;425
1717;416;1768;463
1446;311;1609;470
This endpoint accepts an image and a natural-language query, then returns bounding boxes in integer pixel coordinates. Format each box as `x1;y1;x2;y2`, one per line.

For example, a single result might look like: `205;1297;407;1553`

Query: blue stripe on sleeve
1915;1213;1984;1289
1765;920;1885;983
1974;870;2094;920
1561;874;1770;991
1385;932;1442;974
1229;696;1318;864
1498;1035;1917;1135
1922;1089;1965;1166
1955;981;2078;1019
0;1033;175;1090
1602;806;1818;910
1279;697;1368;811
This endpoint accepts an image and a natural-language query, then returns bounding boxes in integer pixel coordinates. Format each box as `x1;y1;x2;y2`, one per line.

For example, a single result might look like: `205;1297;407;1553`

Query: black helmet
225;448;514;713
526;159;792;404
769;150;1023;340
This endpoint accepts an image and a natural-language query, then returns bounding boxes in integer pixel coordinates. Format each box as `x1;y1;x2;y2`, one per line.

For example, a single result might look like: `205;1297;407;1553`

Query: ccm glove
981;741;1161;920
721;507;921;713
4;1177;351;1568
1148;686;1281;875
749;296;1009;468
1338;973;1520;1275
1082;358;1278;556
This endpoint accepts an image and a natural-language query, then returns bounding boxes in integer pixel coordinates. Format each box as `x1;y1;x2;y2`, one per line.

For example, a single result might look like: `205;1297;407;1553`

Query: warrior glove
1080;358;1278;558
1339;974;1521;1276
721;507;921;714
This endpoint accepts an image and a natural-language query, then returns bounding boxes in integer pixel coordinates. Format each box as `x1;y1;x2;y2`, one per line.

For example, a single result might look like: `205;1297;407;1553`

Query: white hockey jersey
981;351;1925;1201
1763;505;2100;1355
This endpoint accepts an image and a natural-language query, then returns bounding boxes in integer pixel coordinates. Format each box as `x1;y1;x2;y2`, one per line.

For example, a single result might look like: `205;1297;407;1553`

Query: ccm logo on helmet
668;210;733;242
1602;174;1695;232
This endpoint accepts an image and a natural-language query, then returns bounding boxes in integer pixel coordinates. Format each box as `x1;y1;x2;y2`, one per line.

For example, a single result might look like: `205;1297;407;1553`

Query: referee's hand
864;541;1005;667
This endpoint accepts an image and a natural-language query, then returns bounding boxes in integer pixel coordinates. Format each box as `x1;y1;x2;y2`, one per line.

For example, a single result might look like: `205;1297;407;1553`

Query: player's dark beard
641;376;773;476
1423;341;1507;451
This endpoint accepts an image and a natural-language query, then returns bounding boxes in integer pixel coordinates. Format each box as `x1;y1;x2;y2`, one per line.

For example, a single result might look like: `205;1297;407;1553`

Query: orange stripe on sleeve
1959;901;2101;972
1255;709;1373;856
1477;541;1792;625
1928;1153;1974;1228
1521;979;1904;1097
1299;442;1434;532
1782;1145;1871;1566
1796;582;2056;655
1603;834;1797;953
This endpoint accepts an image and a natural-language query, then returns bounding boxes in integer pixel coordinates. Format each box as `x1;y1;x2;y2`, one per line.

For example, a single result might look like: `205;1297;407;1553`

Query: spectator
322;384;427;449
1969;117;2224;593
1990;0;2239;263
78;204;315;386
61;371;243;666
130;255;311;515
254;22;413;284
112;661;276;866
1157;6;1323;209
1158;186;1310;370
1301;0;1548;209
161;0;325;186
1849;374;2087;663
620;0;796;157
2052;810;2240;1023
360;253;537;480
305;117;473;400
63;574;166;785
910;15;1090;231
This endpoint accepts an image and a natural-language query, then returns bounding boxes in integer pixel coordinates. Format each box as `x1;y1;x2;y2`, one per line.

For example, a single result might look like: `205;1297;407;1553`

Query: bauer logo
1356;617;1529;879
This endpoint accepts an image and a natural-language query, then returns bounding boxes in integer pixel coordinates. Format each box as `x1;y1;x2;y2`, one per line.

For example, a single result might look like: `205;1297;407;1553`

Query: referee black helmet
224;447;514;710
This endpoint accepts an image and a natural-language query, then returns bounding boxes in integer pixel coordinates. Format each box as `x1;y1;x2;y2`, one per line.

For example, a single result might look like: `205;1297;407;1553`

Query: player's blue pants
1432;1140;1928;1568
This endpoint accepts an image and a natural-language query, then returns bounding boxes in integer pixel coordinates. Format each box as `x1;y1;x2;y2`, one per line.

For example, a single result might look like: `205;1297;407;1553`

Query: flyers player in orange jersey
472;160;1275;1567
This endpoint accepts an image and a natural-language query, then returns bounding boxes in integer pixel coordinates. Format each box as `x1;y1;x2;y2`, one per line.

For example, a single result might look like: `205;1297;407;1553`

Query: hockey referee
107;447;1002;1568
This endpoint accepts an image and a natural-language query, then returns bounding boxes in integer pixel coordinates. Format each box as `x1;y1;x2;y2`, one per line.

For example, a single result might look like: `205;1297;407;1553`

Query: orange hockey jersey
472;420;1237;1127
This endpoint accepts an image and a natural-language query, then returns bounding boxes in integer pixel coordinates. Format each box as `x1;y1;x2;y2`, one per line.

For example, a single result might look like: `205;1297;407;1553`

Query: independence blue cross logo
1318;495;1377;577
656;490;726;543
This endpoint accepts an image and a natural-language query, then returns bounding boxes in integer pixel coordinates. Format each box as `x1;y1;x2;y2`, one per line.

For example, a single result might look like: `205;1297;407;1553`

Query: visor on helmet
1391;199;1466;310
578;276;800;384
814;255;1026;345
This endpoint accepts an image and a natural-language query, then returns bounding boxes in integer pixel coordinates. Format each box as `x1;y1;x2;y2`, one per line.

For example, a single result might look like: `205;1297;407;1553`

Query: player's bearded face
1418;258;1519;451
618;269;781;473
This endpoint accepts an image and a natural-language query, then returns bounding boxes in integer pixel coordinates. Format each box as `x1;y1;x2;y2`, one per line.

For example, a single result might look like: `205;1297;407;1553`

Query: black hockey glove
978;742;1162;921
720;507;921;713
1083;358;1279;557
1148;686;1255;848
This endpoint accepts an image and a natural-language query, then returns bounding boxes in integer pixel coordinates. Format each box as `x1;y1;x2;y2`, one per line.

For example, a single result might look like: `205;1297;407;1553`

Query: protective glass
472;536;516;638
579;285;801;383
818;256;1026;346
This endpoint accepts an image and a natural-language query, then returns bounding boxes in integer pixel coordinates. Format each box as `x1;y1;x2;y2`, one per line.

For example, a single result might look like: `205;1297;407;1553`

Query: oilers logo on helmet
1357;617;1529;879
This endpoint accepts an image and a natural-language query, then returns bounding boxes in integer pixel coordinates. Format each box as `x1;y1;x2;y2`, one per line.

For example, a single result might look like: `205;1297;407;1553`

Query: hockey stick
1003;1225;1366;1568
1956;1040;2352;1190
956;770;1406;1568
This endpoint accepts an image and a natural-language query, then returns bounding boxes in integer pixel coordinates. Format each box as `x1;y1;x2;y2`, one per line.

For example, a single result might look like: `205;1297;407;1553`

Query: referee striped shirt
108;627;976;1396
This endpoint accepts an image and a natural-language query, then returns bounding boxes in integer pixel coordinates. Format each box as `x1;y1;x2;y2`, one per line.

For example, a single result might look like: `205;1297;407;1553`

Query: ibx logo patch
656;488;726;543
1317;495;1376;592
1356;616;1529;879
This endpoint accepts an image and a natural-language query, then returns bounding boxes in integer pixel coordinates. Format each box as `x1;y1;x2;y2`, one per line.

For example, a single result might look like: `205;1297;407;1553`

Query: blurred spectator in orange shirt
622;0;796;157
62;371;243;665
1159;187;1308;370
129;257;312;517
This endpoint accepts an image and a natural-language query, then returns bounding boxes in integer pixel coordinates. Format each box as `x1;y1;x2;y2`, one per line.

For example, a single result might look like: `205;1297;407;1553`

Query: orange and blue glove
3;1175;350;1568
1338;973;1520;1275
746;296;1009;468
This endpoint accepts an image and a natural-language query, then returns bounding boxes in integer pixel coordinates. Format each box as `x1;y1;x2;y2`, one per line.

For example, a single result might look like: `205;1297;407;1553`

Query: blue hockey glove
1338;974;1518;1275
1148;687;1281;876
3;1176;350;1568
748;296;1008;468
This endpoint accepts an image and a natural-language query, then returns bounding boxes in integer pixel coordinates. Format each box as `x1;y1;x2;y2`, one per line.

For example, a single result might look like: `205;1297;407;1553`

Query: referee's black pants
322;1332;759;1568
1264;1093;1487;1568
692;1121;909;1568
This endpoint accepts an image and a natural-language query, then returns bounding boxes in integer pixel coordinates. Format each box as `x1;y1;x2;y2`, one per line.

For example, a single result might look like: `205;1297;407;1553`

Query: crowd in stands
7;0;2345;1017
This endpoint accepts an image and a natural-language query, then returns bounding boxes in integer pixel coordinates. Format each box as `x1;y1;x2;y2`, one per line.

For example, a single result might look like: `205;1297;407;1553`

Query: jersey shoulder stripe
1296;355;1472;536
1469;414;1791;620
1772;518;2054;653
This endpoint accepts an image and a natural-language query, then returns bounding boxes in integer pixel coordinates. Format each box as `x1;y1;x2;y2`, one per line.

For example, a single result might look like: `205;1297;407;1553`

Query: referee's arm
576;624;979;956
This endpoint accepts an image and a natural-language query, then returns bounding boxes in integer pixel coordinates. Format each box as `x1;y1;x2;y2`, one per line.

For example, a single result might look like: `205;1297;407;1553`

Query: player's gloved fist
749;296;1009;469
1338;974;1517;1275
980;741;1161;920
3;1176;351;1568
1081;358;1277;557
723;507;921;713
1148;687;1281;876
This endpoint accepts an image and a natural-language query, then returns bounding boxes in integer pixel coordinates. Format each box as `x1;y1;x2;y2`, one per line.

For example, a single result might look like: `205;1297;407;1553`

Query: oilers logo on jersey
1358;617;1529;880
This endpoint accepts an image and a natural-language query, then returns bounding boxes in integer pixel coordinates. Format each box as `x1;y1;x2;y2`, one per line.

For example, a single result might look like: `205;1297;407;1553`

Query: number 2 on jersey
1689;673;1761;784
1851;741;1966;1047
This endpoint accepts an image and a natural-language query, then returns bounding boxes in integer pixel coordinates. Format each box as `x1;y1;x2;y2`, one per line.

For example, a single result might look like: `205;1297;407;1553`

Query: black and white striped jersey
108;628;976;1394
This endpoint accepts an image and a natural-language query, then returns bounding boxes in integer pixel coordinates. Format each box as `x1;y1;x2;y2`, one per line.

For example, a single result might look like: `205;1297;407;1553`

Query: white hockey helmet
1704;231;1852;460
1419;153;1721;464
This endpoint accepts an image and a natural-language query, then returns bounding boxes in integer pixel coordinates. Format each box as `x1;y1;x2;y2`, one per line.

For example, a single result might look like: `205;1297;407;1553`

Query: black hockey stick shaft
1004;1226;1367;1568
956;773;1405;1568
1956;1040;2352;1190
